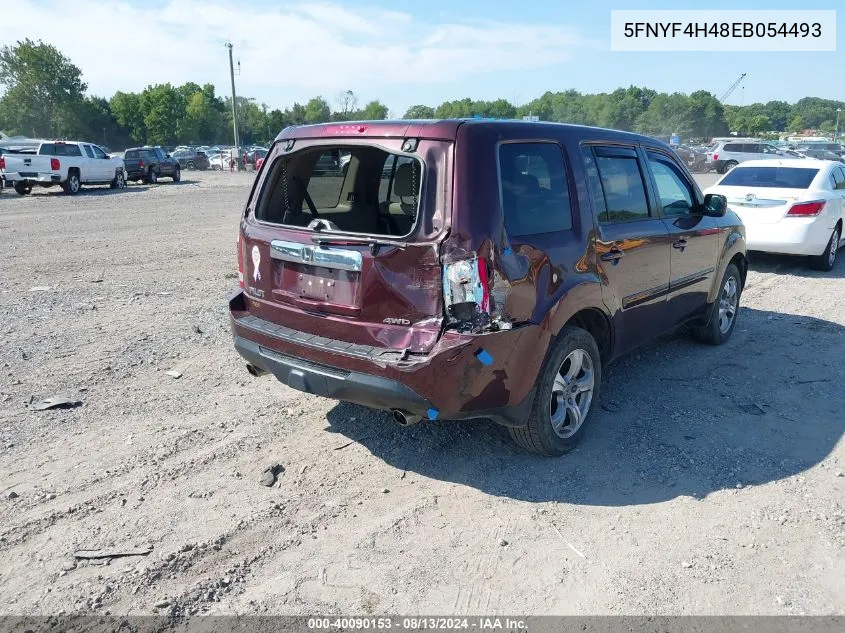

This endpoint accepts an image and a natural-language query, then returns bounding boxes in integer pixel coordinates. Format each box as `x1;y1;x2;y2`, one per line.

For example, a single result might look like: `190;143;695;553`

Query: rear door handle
673;239;688;250
600;247;624;262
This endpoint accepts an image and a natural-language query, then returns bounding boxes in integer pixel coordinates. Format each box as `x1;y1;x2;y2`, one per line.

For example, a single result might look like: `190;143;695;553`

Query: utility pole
226;42;240;171
834;108;841;142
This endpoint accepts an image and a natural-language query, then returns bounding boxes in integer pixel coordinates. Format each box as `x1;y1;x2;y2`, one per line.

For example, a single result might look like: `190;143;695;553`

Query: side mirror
703;193;728;217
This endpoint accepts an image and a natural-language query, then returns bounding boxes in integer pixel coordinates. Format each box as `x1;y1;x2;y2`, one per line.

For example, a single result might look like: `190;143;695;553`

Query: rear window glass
39;143;82;157
498;142;573;236
720;167;819;189
256;146;423;237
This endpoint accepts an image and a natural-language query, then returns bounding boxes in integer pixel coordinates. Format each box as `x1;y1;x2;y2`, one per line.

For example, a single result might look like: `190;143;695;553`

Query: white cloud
0;0;591;111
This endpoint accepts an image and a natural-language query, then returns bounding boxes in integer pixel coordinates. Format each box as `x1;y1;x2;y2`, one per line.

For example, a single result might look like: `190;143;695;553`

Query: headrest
393;161;419;197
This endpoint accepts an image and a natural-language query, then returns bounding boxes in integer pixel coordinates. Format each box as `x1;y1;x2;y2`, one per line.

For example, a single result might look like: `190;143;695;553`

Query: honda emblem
301;247;314;263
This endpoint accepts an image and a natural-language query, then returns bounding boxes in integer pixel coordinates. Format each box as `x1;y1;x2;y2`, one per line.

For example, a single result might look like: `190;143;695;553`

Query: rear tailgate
238;134;453;355
2;153;53;180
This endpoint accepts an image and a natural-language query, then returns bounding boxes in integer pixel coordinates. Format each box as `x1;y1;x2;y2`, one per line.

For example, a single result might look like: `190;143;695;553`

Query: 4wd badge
383;317;411;325
251;245;261;282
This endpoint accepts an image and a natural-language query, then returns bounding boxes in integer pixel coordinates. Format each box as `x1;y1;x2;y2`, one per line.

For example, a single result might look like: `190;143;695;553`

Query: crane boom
719;73;747;103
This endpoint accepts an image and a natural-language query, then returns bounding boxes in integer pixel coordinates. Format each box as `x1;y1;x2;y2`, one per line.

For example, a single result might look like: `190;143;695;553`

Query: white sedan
704;159;845;271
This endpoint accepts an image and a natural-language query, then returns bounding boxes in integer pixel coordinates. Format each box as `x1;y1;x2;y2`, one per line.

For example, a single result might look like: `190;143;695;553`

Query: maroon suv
229;119;747;456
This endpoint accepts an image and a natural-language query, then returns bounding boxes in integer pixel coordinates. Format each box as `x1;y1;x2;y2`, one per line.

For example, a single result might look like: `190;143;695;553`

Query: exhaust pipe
246;363;268;378
392;409;423;427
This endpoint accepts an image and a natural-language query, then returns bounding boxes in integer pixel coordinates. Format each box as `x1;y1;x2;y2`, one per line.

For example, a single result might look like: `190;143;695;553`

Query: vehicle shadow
748;250;845;279
23;186;151;197
324;307;845;506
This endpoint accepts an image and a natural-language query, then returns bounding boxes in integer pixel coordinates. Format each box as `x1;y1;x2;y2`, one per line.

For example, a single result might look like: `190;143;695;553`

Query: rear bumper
6;172;60;183
228;291;545;427
744;218;834;256
234;334;435;417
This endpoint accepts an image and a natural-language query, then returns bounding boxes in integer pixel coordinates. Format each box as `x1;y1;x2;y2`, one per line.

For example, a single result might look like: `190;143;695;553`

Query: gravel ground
0;170;843;616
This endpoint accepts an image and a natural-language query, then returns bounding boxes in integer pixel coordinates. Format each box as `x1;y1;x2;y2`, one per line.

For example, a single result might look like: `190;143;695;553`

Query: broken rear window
256;145;423;237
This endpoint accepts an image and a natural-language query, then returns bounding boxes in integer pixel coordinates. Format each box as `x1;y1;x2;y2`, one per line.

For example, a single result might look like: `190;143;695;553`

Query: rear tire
186;161;196;170
810;225;840;271
147;168;158;184
723;161;738;173
62;171;81;195
507;326;601;457
14;182;32;196
693;263;742;345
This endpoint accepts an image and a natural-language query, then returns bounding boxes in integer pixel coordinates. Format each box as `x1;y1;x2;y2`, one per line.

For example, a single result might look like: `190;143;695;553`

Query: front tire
14;182;32;196
110;170;125;189
693;263;742;345
508;326;601;457
172;166;181;183
810;225;840;271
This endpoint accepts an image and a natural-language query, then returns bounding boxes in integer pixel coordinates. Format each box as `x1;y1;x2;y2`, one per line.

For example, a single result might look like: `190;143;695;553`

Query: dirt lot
1;170;843;616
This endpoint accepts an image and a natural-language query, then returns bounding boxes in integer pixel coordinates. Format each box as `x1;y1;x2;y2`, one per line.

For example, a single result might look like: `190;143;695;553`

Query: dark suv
171;148;210;170
229;120;747;456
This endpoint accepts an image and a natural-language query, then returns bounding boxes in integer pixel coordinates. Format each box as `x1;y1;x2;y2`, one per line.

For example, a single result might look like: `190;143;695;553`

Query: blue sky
1;0;842;116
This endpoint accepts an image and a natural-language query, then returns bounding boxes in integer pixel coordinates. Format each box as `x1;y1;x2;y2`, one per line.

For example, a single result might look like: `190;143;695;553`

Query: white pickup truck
2;141;126;195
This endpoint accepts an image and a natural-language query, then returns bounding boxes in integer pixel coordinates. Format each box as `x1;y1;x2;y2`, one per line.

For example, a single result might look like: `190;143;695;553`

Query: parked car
706;141;787;174
171;148;209;170
229;119;747;456
3;141;125;195
672;145;707;172
794;148;845;163
123;146;180;184
246;148;268;166
705;159;844;271
795;142;845;156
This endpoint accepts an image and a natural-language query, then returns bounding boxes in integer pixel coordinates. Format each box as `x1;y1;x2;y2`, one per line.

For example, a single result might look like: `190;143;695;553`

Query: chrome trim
270;240;363;272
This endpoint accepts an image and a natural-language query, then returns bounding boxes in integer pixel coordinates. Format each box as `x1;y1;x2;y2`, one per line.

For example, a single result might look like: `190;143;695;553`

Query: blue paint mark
475;349;494;366
503;247;512;256
427;408;439;420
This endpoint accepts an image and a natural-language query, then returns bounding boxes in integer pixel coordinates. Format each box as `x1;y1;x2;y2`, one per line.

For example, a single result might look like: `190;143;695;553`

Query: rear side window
125;150;139;159
83;145;96;158
498;142;572;236
720;166;819;189
830;167;845;190
723;144;742;152
256;145;423;237
587;146;650;223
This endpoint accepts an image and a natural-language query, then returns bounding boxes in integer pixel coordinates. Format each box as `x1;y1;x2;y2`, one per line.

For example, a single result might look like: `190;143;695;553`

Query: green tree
140;83;184;145
109;91;146;144
357;100;388;120
304;97;331;124
404;104;435;119
0;38;87;137
787;115;805;134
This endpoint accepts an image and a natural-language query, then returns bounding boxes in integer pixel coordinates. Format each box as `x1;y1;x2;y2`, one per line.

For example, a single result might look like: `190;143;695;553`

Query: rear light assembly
443;258;492;326
712;153;719;161
50;158;60;171
0;157;5;170
138;160;145;169
786;200;826;217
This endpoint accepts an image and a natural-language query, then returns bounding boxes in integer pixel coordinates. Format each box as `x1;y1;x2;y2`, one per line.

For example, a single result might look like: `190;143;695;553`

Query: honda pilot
229;120;747;456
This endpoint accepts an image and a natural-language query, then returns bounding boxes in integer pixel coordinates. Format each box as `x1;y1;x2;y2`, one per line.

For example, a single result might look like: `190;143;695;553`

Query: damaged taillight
443;258;489;320
237;232;245;288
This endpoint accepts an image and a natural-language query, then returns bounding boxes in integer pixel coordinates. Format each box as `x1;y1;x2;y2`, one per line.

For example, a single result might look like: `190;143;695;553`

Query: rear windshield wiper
311;234;407;254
